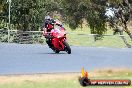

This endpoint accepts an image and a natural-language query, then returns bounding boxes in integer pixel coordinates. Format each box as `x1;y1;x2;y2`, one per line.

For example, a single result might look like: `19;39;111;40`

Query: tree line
0;0;132;38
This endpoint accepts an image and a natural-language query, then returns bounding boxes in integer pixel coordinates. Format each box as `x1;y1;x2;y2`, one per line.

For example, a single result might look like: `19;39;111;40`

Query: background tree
0;0;8;29
0;0;132;42
108;0;132;34
59;0;132;44
106;0;132;47
60;0;107;40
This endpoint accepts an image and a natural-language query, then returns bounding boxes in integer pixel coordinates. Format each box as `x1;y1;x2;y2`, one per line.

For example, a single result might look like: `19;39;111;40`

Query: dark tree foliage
60;0;108;39
10;0;41;31
0;0;8;24
0;0;132;41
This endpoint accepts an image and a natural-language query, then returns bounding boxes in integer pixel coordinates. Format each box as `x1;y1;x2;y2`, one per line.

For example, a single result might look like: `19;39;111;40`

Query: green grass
0;80;131;88
0;80;81;88
0;71;132;88
65;25;132;48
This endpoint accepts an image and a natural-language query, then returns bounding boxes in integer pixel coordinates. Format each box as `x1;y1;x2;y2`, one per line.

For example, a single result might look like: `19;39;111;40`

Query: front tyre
63;41;71;54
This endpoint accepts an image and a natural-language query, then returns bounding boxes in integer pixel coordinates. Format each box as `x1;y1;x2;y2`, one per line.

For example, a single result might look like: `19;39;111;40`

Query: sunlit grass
0;70;132;88
65;25;132;48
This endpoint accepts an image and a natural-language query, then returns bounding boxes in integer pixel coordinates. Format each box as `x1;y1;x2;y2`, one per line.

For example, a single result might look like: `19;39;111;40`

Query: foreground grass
0;69;132;88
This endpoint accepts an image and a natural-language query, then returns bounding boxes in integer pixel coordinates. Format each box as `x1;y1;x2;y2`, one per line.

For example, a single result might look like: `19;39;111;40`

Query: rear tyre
63;41;71;54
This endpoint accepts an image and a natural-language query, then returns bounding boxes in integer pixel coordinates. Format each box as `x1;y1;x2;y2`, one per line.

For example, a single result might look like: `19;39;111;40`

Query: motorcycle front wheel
63;41;71;54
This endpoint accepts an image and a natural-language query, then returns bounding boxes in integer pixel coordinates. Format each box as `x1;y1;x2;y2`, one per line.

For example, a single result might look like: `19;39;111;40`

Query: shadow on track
38;52;67;54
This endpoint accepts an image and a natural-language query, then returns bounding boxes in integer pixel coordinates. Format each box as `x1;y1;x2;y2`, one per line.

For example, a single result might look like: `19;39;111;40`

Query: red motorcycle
49;26;71;54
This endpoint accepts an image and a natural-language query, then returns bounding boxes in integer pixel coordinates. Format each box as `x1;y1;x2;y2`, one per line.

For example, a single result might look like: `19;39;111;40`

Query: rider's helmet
44;12;54;30
45;12;53;21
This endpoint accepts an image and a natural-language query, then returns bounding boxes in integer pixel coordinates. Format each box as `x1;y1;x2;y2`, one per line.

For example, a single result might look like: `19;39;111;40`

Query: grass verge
0;69;132;88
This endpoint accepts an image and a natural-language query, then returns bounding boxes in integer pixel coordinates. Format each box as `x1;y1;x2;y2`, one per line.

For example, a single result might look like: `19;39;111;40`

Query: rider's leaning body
42;14;62;49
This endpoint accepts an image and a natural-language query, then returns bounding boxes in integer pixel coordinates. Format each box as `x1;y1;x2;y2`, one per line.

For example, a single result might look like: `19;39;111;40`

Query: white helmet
45;15;52;20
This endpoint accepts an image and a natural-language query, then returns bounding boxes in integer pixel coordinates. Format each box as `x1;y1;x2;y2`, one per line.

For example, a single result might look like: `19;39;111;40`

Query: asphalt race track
0;43;132;75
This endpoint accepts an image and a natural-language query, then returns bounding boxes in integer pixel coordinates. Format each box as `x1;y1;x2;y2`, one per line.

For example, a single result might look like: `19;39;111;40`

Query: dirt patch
0;73;80;84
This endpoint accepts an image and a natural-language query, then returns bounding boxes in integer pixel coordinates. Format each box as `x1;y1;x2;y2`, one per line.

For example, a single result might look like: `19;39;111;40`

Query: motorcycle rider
42;12;62;48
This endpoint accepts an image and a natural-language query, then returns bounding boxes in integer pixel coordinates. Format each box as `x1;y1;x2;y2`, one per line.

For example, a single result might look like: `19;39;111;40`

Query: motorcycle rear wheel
63;41;71;54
